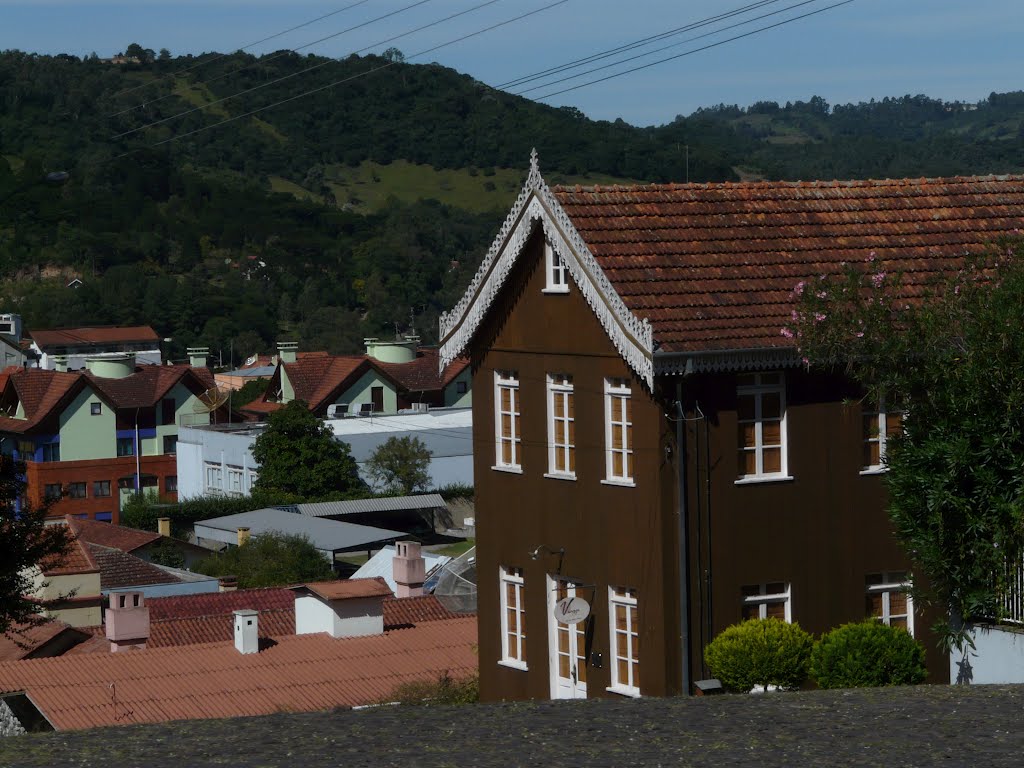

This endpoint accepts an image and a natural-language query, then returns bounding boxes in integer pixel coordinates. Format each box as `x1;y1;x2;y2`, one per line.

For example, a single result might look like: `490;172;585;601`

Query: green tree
366;435;431;495
251;400;367;499
194;532;334;588
232;377;269;410
791;238;1024;649
0;455;72;636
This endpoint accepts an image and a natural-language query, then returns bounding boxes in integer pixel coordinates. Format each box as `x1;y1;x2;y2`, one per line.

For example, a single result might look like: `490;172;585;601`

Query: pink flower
780;327;794;339
793;281;806;297
791;310;799;321
801;357;810;367
867;251;877;263
871;272;886;288
816;290;827;299
814;312;826;323
855;331;864;338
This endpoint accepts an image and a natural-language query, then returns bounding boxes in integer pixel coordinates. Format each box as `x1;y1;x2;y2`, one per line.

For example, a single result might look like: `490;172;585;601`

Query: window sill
734;474;794;486
498;659;529;672
491;465;523;474
541;287;569;295
606;685;640;699
601;478;636;488
544;472;577;482
859;466;888;476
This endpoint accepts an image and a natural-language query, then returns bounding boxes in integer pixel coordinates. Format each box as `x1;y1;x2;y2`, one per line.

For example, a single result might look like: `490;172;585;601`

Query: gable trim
439;151;654;388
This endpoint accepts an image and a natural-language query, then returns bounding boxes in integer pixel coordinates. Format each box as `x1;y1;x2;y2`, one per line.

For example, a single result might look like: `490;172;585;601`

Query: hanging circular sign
554;596;591;625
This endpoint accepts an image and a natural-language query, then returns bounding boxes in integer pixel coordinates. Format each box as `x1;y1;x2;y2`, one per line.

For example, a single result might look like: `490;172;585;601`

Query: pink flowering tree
790;237;1024;651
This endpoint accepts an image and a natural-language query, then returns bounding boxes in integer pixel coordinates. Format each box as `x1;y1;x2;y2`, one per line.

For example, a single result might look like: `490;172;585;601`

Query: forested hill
2;48;1023;363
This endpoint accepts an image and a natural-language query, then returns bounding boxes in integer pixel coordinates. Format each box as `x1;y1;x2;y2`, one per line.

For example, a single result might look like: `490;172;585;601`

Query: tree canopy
195;532;334;588
0;455;72;636
792;238;1024;648
366;436;432;495
251;400;367;500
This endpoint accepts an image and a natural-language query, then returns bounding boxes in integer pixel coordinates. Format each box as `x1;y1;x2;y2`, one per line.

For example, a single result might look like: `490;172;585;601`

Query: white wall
294;594;384;638
950;624;1024;684
176;425;260;500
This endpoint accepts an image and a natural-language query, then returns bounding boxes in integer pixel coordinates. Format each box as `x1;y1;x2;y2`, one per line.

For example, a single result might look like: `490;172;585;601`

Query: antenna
193;385;230;424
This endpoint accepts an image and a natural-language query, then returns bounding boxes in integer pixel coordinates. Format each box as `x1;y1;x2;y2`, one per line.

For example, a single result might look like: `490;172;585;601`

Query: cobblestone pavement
3;685;1024;767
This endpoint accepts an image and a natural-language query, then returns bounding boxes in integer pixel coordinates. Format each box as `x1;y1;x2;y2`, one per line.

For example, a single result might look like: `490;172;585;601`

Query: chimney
292;579;391;638
233;609;259;654
237;527;251;547
105;591;150;652
52;355;69;373
277;341;298;364
187;346;209;368
219;576;238;593
157;517;171;537
393;541;426;598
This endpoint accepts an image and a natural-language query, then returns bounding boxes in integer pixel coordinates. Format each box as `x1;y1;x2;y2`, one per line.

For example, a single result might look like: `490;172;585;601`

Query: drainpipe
134;407;141;494
676;379;692;696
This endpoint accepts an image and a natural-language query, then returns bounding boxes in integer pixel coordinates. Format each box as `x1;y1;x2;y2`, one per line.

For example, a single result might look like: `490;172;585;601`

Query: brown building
439;153;1024;699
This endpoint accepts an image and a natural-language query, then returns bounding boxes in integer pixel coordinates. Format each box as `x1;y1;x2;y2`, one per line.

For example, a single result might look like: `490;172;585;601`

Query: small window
161;397;176;426
546;374;575;478
543;242;569;293
736;372;788;481
205;463;223;492
163;435;178;455
93;480;111;498
227;467;244;496
41;443;61;463
456;380;468;395
608;587;639;697
90;402;102;416
862;398;903;472
95;511;113;523
604;378;634;485
499;566;527;669
741;582;791;622
44;483;63;501
67;482;87;499
166;475;178;493
493;371;521;471
116;437;134;457
866;572;913;636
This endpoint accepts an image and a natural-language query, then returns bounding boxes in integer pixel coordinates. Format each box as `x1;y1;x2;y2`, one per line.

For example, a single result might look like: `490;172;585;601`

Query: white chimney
292;579;392;638
393;541;426;598
187;347;209;368
233;609;259;654
277;341;298;364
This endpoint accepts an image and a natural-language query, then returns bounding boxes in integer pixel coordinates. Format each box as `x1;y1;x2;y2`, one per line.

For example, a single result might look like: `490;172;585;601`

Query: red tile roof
148;610;295;648
551;175;1024;354
279;355;370;412
29;326;160;348
0;368;83;433
296;578;393;601
41;536;98;577
86;364;215;410
0;620;87;662
84;544;183;591
66;516;160;553
383;594;467;626
147;588;295;620
0;617;478;730
374;349;469;393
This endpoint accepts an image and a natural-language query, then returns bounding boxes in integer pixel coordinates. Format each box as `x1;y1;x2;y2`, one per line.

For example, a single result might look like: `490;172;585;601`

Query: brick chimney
105;591;149;652
157;517;171;537
237;527;251;547
393;541;426;598
233;609;258;654
292;579;391;638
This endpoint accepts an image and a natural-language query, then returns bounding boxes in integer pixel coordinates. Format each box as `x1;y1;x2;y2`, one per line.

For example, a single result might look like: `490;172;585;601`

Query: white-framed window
608;586;639;697
204;463;223;492
736;372;788;481
741;582;791;622
543;242;569;293
866;572;913;635
499;566;527;669
862;398;903;473
494;371;521;471
604;378;634;485
245;470;258;493
546;374;575;478
227;466;244;496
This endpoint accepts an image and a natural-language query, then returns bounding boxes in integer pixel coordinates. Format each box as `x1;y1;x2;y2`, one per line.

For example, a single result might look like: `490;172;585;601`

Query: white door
548;576;588;699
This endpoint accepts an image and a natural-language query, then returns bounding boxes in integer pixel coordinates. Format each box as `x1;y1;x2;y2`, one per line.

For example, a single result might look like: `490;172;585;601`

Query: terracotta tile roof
146;588;295;620
84;544;183;591
29;325;159;348
86;364;214;409
147;610;295;648
374;349;469;393
66;516;160;553
0;617;478;730
239;399;284;415
551;175;1024;354
382;594;468;626
0;620;87;662
0;368;83;433
41;536;98;577
295;578;393;601
280;355;370;411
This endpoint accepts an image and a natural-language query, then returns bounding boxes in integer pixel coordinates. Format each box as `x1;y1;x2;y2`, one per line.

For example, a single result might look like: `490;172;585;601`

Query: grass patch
250;117;287;144
269;175;319;201
172;80;230;119
3;154;24;172
434;538;474;558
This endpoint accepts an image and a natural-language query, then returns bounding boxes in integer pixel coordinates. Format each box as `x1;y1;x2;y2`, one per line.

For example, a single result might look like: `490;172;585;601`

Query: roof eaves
654;346;802;375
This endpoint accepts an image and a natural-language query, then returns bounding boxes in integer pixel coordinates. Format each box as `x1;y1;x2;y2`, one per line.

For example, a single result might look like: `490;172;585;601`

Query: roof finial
530;147;539;174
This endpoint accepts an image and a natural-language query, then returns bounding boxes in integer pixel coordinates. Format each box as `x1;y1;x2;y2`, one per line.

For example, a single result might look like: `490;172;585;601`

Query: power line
534;0;854;101
113;0;568;158
515;0;828;97
108;0;376;104
497;0;784;91
110;0;444;129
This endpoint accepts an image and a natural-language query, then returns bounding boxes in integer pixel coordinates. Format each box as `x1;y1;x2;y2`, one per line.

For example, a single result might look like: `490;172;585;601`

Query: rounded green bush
704;618;814;692
810;620;926;689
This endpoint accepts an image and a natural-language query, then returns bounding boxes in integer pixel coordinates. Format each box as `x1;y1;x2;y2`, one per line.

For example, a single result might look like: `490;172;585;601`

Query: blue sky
2;0;1021;126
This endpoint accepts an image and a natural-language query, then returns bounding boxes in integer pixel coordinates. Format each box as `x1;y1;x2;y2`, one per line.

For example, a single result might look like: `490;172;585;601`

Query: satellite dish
193;386;230;422
433;546;477;614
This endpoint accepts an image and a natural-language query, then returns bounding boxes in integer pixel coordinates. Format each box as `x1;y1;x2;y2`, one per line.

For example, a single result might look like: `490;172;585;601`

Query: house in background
0;349;228;522
0;313;26;368
28;325;163;370
241;339;470;420
439;154;1024;700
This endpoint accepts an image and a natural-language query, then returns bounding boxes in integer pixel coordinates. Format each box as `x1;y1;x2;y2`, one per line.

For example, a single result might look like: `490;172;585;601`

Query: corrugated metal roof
292;494;447;518
352;545;451;593
194;509;405;552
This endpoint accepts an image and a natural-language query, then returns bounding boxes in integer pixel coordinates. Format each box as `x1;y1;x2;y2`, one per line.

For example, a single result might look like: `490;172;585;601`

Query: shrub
810;621;926;689
704;618;813;692
388;672;479;705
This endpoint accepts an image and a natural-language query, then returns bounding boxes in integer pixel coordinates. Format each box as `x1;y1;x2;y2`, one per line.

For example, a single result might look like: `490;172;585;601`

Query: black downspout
676;379;691;695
